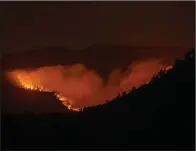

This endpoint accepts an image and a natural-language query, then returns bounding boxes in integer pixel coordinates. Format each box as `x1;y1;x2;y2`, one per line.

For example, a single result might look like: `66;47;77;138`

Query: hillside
1;49;195;150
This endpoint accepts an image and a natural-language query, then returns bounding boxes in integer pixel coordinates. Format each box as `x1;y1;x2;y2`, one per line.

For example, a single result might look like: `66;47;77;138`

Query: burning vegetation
6;60;172;112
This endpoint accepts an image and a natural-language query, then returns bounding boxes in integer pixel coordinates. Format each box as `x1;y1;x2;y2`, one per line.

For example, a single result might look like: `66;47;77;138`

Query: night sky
0;1;195;54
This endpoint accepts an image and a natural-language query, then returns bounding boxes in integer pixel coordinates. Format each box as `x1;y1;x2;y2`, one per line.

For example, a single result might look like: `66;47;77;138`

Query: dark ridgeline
1;49;195;150
2;46;184;79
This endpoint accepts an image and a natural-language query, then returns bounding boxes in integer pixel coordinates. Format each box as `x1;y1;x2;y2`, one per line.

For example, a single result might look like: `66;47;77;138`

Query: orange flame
6;71;82;112
55;93;81;112
16;74;49;92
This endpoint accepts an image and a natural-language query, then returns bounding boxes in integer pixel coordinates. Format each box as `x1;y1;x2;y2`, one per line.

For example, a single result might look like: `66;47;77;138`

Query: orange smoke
6;60;172;111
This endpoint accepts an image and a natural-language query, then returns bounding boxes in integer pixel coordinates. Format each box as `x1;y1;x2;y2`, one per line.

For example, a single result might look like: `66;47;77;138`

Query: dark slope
1;49;195;150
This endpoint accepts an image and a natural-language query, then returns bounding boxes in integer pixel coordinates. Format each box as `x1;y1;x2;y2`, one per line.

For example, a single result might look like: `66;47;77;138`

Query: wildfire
7;71;82;112
16;74;47;92
55;93;81;112
6;62;173;112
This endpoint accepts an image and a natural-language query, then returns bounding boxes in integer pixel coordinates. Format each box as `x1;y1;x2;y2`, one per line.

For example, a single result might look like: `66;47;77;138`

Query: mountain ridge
2;48;195;150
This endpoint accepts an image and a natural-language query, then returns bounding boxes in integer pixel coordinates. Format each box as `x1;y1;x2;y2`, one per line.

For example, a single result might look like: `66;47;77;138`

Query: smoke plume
6;59;171;111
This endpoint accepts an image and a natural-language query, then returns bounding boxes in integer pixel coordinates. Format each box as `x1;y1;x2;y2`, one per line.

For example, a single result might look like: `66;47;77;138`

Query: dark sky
0;1;195;54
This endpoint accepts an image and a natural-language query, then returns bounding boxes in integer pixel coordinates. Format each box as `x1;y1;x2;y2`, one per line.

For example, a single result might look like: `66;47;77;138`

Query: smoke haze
6;59;170;110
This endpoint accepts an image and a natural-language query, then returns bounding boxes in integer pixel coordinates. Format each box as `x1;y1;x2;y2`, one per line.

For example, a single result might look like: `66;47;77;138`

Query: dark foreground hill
1;49;195;150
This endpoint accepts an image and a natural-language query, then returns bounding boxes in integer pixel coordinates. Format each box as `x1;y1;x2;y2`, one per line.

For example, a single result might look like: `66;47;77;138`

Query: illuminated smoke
6;60;172;111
